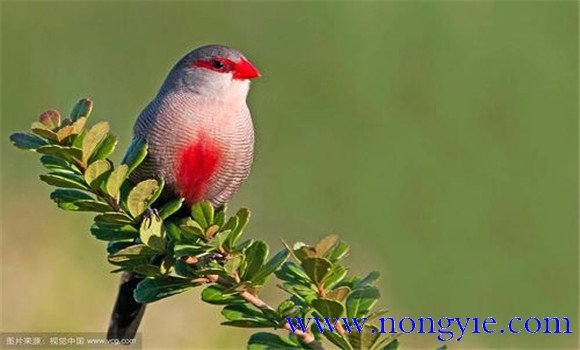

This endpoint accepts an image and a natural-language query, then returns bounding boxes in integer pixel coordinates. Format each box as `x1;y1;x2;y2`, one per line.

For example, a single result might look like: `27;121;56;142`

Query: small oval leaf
39;109;61;129
70;98;93;121
312;298;345;319
84;159;112;188
82;121;109;164
127;179;160;218
10;132;48;150
105;164;129;199
302;257;332;284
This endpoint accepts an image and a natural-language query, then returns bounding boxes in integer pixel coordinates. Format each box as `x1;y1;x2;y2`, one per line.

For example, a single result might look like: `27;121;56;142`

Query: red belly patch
175;134;222;204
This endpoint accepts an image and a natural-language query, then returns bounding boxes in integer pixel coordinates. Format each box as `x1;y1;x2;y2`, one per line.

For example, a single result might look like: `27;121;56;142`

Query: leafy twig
204;273;319;347
9;99;444;350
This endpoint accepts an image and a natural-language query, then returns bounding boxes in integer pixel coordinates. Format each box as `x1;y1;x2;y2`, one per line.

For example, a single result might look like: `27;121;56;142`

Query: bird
106;44;260;341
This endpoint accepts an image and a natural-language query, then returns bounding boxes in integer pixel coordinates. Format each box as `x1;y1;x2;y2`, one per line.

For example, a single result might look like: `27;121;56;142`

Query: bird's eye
191;58;233;72
211;60;225;69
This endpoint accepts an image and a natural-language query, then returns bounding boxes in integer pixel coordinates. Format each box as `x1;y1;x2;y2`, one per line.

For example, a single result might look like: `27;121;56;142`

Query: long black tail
107;272;146;341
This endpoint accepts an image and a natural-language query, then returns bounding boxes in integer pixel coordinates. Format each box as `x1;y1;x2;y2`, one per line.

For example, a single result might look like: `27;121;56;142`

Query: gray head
160;44;260;99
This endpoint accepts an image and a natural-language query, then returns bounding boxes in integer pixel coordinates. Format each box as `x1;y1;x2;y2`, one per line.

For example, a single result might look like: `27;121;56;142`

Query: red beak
233;57;261;80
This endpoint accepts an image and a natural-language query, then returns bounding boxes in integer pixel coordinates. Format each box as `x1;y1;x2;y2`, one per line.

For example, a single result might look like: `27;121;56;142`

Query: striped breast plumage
131;94;254;207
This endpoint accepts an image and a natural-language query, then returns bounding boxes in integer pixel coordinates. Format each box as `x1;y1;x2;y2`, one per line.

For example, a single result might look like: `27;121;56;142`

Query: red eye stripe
191;57;235;73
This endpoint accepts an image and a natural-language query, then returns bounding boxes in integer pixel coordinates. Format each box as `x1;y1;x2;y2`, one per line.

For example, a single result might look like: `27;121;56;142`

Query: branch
182;255;321;346
204;273;323;348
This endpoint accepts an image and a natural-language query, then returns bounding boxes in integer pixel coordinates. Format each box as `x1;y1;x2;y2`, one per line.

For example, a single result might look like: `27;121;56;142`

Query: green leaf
180;221;205;241
312;298;345;319
59;199;110;212
348;325;380;350
346;286;380;319
326;241;350;262
173;259;198;278
39;109;61;129
160;255;174;276
55;125;76;142
70;117;87;138
50;189;92;203
84;159;112;188
90;133;118;161
214;206;226;227
37;145;83;163
322;264;348;289
201;200;214;226
195;260;229;277
250;248;290;285
208;229;229;249
221;304;267;321
106;241;135;255
367;308;389;322
134;277;196;303
277;301;302;320
354;271;380;288
82;121;109;164
105;164;129;199
158;197;184;219
40;155;77;172
219;281;251;296
226;208;250;248
165;222;182;241
301;257;332;284
247;332;302;350
277;300;295;314
205;224;220;240
108;244;156;266
190;200;213;229
294;245;318;262
95;212;134;225
279;283;318;304
9;132;48;150
242;241;268;281
201;285;245;305
31;122;59;141
133;264;161;277
91;223;139;241
319;327;352;350
122;137;148;175
275;262;312;286
234;239;254;253
222;215;239;232
56;116;85;142
40;173;88;190
127;179;161;218
315;234;339;256
224;254;243;275
70;98;93;121
149;178;164;203
173;244;206;258
140;212;165;251
326;286;351;302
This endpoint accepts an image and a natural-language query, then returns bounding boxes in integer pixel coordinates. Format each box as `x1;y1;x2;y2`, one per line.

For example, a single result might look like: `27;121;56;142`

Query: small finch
107;44;260;340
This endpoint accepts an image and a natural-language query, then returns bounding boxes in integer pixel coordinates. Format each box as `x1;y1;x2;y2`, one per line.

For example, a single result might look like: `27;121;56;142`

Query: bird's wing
121;136;146;164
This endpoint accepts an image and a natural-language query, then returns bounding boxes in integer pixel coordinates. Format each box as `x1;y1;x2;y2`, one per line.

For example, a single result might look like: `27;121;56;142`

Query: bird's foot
145;207;160;218
207;251;227;264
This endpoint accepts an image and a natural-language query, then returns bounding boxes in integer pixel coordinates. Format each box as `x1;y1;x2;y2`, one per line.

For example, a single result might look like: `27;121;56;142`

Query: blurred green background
1;1;577;349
